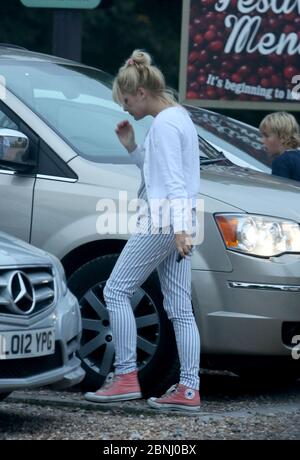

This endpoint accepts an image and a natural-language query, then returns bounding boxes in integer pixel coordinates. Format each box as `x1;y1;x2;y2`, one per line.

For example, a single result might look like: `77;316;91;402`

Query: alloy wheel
78;282;161;379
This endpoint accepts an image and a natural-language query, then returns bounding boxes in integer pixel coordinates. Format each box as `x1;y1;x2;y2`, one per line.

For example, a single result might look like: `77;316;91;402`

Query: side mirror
0;129;36;173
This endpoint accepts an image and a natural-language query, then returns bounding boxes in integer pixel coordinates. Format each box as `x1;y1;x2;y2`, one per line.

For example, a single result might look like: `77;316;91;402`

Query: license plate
0;327;55;360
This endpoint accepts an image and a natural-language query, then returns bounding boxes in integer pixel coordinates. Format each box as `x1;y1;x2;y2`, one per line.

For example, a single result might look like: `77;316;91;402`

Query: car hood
201;165;300;222
0;231;51;266
72;158;300;223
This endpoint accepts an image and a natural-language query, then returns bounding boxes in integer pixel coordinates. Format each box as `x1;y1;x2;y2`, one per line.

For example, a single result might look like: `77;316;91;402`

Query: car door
0;103;36;241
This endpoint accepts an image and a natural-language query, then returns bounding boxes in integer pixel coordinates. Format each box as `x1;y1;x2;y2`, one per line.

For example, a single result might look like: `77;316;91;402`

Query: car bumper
0;354;85;392
192;252;300;359
0;289;85;392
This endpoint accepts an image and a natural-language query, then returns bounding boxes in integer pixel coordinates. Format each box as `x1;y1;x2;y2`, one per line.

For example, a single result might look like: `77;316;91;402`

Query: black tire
68;254;179;397
0;392;10;401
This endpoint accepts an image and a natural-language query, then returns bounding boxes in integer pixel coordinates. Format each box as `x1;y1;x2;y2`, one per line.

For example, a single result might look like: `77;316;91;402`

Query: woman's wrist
127;143;138;153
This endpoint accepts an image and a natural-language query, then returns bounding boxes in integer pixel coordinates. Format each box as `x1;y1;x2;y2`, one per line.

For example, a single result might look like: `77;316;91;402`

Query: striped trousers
103;217;200;390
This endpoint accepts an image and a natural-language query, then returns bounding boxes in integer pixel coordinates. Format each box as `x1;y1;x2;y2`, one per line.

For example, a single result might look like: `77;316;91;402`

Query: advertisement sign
20;0;101;8
179;0;300;109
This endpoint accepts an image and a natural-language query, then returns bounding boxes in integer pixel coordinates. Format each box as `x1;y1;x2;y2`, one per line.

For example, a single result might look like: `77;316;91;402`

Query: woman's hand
115;120;137;153
175;232;193;259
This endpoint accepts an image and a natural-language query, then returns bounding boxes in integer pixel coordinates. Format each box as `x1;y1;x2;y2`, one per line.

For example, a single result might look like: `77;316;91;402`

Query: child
259;112;300;181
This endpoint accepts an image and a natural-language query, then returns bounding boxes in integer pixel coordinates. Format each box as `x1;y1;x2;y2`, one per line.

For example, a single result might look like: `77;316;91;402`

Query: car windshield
187;106;271;171
1;61;233;165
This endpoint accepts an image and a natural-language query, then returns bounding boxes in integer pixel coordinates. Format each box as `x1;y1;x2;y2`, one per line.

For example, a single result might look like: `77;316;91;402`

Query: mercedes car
0;230;85;401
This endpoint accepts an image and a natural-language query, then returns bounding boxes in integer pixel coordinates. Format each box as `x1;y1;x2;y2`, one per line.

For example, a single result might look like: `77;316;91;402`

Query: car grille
0;342;63;379
0;266;55;316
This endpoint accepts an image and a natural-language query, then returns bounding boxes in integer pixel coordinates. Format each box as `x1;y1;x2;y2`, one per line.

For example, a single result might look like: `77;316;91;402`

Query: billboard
20;0;101;8
179;0;300;110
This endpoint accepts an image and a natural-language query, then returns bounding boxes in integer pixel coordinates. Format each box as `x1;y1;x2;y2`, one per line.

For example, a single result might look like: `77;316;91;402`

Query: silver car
0;230;85;400
0;45;299;395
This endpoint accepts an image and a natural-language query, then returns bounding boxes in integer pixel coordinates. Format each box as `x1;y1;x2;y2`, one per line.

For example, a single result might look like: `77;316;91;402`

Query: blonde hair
112;49;176;106
259;112;300;149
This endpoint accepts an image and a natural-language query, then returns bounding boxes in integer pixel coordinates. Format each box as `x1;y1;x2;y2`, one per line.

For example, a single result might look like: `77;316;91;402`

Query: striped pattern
103;178;200;389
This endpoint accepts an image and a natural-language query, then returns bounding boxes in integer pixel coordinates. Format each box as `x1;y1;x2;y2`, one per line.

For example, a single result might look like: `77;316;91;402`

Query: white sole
84;391;142;403
147;398;201;412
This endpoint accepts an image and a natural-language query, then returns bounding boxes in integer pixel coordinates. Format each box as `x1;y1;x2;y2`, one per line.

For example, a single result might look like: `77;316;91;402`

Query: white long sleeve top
131;106;200;233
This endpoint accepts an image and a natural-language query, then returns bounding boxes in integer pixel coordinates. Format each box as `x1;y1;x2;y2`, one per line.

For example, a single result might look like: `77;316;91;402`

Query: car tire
0;392;10;401
68;254;179;397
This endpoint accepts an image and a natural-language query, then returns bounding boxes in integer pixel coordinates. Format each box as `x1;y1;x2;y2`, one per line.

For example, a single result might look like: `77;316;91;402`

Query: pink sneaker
147;383;200;412
84;370;142;402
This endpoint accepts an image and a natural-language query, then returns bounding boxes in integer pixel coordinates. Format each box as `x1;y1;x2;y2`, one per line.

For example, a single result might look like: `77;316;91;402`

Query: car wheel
0;392;10;401
68;254;179;397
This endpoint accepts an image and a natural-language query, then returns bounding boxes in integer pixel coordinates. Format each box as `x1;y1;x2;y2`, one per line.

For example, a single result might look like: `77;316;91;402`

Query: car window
0;110;18;130
0;61;152;163
0;109;19;164
0;61;269;169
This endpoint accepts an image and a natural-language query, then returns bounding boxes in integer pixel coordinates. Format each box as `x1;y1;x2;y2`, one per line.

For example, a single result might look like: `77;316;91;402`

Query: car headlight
49;254;68;296
215;214;300;257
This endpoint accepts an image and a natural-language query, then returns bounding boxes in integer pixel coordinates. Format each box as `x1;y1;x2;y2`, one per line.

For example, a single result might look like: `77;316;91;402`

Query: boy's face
260;130;286;156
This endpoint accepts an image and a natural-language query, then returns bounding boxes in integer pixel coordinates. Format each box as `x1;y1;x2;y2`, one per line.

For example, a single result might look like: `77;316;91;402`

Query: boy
259;112;300;181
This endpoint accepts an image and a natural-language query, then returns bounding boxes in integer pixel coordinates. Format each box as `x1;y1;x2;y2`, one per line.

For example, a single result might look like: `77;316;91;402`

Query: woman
85;50;201;412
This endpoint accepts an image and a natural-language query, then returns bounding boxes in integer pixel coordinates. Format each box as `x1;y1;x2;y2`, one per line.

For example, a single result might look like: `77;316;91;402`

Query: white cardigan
131;106;200;233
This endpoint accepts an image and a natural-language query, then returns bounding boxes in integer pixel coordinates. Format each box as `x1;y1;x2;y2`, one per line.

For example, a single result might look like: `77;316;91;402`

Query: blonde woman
85;50;201;412
259;112;300;181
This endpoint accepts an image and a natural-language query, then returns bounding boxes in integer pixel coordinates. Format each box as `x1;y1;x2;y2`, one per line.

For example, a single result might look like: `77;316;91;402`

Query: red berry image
284;66;298;81
186;1;300;101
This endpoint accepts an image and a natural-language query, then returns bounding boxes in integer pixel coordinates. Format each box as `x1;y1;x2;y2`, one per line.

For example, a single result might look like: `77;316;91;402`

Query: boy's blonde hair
259;112;300;149
112;49;176;106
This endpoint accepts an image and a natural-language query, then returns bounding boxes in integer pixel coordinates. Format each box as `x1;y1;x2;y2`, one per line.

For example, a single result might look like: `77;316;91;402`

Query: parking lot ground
1;373;300;440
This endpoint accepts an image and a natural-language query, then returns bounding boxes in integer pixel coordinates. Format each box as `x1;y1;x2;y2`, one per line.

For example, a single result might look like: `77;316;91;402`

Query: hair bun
131;50;152;67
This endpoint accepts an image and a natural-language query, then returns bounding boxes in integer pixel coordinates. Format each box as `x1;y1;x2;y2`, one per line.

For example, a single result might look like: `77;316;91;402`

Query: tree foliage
0;0;182;89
